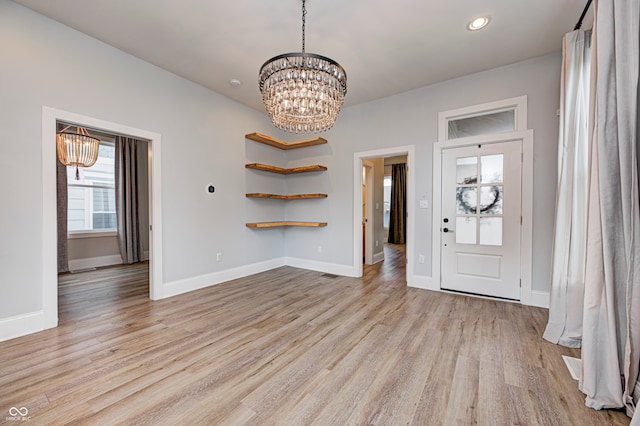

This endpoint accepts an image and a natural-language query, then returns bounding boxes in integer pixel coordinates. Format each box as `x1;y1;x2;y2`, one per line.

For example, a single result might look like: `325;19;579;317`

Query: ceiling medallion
259;0;347;134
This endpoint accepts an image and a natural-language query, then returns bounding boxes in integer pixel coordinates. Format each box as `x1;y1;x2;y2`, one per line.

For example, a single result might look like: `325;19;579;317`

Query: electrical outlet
216;252;223;262
375;240;379;247
317;246;322;253
418;254;425;264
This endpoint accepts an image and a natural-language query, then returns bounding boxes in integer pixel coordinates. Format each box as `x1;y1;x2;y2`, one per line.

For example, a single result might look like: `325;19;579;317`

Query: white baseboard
69;251;150;270
285;257;358;277
372;252;385;264
408;275;437;290
69;254;123;271
162;258;286;298
164;257;356;299
0;310;52;343
530;290;550;309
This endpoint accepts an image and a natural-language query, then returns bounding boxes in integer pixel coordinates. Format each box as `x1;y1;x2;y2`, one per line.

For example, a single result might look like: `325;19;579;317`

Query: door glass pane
448;110;515;139
480;217;502;246
457;187;477;214
456;217;477;244
481;154;503;183
479;186;503;214
456;157;477;185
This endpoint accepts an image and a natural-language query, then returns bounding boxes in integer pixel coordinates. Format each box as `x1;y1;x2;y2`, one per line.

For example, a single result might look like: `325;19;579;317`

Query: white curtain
578;0;640;419
543;29;592;348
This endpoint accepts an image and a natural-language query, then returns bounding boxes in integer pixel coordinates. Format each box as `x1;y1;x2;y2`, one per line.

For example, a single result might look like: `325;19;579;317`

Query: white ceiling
14;0;591;112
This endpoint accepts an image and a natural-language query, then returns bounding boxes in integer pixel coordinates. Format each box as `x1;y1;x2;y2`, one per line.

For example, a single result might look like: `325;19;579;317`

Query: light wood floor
0;244;629;425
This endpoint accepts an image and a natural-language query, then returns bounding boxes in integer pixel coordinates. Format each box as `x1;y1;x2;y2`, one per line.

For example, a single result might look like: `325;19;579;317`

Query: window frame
438;96;528;142
66;139;117;239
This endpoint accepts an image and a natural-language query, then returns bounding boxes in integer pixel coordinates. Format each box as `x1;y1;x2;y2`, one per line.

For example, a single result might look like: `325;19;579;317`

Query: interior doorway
42;107;163;331
353;146;415;284
56;124;152;320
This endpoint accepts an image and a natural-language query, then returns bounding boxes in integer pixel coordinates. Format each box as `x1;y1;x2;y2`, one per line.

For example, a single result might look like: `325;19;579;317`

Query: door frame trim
353;145;415;284
362;160;375;265
432;130;534;305
42;107;164;331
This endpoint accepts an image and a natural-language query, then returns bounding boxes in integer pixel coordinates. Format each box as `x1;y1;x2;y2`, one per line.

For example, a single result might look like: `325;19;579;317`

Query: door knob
443;227;454;233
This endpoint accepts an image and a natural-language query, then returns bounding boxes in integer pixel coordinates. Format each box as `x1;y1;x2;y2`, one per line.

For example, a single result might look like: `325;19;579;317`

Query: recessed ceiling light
468;16;490;31
229;79;241;87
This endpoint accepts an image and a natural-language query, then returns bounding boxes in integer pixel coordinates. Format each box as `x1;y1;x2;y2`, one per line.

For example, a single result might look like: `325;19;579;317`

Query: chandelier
259;0;347;134
56;125;100;179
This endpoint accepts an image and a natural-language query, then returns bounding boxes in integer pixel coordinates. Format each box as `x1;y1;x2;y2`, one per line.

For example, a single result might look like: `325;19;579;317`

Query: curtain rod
574;0;593;30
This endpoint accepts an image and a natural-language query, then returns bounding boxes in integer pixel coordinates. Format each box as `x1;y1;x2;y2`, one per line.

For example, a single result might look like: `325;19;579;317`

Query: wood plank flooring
0;244;630;425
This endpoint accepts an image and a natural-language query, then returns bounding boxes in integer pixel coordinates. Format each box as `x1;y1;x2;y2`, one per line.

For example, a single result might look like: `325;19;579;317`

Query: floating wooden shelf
245;163;327;175
245;132;328;230
246;221;328;228
245;132;327;150
246;193;327;200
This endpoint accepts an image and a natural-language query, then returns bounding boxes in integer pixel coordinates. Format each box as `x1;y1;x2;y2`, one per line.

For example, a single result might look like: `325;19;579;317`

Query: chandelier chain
301;0;306;52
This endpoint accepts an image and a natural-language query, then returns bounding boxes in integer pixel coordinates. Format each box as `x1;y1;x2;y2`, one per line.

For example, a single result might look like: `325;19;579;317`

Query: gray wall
0;0;560;329
0;0;279;318
303;52;561;293
68;236;120;263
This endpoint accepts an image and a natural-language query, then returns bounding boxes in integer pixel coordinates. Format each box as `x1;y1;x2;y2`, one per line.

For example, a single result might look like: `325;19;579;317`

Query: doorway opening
42;107;163;331
56;123;152;322
353;146;415;284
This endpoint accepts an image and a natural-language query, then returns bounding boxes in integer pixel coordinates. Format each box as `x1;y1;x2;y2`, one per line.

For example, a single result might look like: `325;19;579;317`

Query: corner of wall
408;275;436;291
162;257;286;298
0;311;51;343
285;257;358;277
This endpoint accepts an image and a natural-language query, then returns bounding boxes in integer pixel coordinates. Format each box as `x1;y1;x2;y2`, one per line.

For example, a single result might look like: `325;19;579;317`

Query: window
438;96;527;142
447;109;515;139
383;175;391;229
67;142;116;234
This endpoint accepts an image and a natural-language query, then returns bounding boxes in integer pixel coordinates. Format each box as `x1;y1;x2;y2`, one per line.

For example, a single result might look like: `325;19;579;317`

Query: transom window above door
438;96;527;142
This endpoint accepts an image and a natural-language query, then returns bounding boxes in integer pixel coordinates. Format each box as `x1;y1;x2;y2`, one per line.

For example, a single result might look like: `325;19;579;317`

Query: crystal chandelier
259;0;347;134
56;125;100;179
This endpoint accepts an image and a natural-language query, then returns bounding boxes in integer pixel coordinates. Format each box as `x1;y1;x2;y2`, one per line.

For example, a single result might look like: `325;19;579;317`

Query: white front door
440;140;522;300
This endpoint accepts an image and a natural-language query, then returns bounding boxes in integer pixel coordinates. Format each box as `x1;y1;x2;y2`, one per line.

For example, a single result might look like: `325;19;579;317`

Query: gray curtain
115;136;143;264
388;163;406;244
579;0;640;418
543;29;592;348
56;156;69;273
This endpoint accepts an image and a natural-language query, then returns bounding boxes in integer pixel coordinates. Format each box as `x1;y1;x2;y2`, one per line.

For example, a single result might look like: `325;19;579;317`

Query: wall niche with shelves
245;132;328;228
